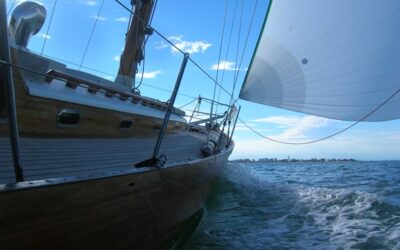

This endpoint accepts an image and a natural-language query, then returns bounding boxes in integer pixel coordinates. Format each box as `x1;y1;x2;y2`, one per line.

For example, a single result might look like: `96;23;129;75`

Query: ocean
183;161;400;249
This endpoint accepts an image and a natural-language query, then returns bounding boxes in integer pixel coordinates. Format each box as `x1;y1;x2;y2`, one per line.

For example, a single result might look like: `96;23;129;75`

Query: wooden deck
0;132;208;184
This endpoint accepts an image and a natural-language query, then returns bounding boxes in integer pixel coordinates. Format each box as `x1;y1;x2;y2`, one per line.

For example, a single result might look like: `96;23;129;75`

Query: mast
116;0;154;89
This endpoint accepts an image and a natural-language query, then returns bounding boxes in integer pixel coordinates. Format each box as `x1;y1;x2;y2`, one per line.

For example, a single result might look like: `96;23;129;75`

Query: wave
196;163;400;249
295;186;400;249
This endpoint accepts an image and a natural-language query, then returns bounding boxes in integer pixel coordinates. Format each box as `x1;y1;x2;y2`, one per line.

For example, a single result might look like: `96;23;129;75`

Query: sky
5;0;400;160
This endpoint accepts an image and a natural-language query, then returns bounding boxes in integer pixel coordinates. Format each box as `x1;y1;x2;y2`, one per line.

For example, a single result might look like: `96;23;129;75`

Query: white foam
295;186;398;248
223;163;400;249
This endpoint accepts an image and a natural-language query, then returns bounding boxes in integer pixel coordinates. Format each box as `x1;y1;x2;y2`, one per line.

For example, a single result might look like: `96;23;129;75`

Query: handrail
200;96;231;108
45;69;186;117
190;113;226;125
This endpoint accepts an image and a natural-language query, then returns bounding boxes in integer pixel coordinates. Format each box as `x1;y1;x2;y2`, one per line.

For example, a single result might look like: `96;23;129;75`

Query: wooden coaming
0;55;185;138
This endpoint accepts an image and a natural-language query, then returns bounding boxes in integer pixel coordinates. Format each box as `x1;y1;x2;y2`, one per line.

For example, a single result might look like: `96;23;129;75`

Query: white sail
240;0;400;121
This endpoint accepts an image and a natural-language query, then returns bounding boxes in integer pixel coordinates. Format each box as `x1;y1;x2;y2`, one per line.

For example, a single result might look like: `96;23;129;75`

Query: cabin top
12;47;186;122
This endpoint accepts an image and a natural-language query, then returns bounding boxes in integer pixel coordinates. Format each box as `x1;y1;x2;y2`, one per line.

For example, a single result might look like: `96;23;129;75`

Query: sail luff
240;0;400;122
239;0;273;98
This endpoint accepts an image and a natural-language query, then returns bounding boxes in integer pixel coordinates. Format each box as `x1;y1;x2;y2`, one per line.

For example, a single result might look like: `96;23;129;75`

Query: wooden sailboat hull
0;145;232;249
0;40;236;250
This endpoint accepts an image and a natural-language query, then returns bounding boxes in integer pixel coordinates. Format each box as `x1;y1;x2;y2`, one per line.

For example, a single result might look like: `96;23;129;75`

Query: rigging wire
41;0;58;56
230;0;244;105
79;0;105;70
178;97;198;109
0;58;198;108
114;0;235;102
126;4;134;33
232;0;259;104
6;0;396;147
7;0;16;16
26;52;197;100
210;0;229;120
148;0;158;24
216;0;240;112
238;86;400;145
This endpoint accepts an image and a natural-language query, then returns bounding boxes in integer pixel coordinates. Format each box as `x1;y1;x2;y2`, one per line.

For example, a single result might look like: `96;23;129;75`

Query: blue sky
6;0;400;160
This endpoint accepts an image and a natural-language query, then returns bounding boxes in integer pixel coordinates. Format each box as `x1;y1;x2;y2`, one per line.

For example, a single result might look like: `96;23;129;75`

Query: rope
135;45;146;91
134;0;159;93
238;85;400;145
79;0;105;70
114;0;236;101
41;0;58;55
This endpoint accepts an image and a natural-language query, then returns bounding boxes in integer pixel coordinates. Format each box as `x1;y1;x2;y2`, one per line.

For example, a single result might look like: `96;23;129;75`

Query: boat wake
185;162;400;249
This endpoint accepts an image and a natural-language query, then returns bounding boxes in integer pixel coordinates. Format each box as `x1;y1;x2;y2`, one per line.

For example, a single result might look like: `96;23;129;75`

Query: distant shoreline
230;158;357;163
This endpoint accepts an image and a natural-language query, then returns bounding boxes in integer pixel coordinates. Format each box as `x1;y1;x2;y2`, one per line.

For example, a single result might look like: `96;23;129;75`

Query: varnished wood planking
0;133;208;183
0;146;232;250
0;60;185;138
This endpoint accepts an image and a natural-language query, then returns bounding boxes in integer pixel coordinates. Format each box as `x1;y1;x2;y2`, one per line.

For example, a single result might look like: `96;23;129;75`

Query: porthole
57;108;80;128
120;120;133;131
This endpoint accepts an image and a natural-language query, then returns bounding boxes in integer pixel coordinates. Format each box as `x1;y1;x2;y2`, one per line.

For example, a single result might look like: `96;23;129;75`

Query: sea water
184;161;400;249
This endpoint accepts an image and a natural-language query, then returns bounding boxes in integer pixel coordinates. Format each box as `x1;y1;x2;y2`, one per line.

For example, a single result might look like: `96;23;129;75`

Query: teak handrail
44;69;185;117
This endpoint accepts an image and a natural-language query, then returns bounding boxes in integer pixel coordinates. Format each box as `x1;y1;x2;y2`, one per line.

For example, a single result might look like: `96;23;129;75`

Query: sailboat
1;0;400;249
0;1;237;249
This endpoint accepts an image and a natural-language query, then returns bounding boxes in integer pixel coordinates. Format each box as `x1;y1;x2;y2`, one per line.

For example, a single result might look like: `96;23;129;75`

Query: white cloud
231;131;400;161
252;115;331;141
90;15;106;21
40;33;51;39
113;56;120;62
156;36;212;54
115;17;129;22
85;0;97;6
155;43;168;50
211;60;247;71
232;115;400;160
211;60;236;71
136;70;161;79
234;122;259;132
252;116;303;127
